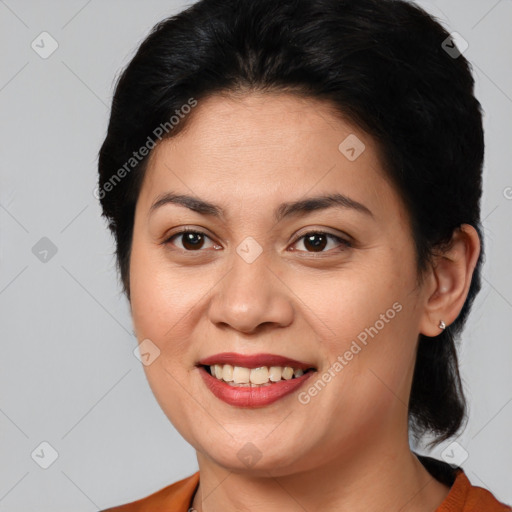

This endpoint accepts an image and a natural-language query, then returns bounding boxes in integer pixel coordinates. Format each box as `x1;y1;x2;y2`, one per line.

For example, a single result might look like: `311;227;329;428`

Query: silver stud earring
439;320;446;330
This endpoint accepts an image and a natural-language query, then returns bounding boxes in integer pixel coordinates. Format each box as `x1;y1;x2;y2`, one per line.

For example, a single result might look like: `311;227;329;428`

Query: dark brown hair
98;0;485;448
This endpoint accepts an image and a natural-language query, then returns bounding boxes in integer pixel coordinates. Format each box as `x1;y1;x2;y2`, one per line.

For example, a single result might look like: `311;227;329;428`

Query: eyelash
291;230;352;253
163;228;352;254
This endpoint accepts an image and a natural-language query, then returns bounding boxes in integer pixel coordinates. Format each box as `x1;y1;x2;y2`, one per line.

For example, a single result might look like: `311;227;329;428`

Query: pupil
305;233;327;252
183;232;204;250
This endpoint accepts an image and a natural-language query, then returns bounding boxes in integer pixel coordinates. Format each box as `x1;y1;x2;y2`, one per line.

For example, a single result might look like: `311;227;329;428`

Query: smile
197;352;317;407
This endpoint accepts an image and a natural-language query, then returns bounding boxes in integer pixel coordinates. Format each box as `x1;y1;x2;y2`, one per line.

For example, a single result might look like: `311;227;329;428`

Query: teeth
222;364;234;382
208;364;310;385
281;367;294;380
268;366;282;382
233;366;250;384
250;367;269;385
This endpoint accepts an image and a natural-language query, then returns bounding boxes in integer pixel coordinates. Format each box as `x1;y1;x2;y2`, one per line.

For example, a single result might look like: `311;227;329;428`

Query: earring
439;320;446;330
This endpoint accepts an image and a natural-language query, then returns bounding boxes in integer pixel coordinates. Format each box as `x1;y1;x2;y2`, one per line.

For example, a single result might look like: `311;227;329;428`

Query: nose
206;248;294;335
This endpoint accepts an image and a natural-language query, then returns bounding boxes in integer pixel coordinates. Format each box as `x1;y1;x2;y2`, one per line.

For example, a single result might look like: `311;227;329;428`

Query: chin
196;436;312;476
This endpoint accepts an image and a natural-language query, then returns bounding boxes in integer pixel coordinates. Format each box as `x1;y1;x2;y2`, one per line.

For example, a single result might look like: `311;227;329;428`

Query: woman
97;0;511;510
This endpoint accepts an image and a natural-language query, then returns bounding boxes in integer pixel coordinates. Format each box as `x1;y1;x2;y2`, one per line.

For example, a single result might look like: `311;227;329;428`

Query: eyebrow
149;191;374;221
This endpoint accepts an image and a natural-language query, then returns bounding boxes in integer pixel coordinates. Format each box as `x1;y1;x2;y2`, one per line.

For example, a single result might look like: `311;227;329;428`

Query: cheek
130;240;203;348
128;241;207;438
292;255;418;397
291;259;405;343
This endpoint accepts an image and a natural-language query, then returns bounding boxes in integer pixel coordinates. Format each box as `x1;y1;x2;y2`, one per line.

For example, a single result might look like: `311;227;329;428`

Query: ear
419;224;481;337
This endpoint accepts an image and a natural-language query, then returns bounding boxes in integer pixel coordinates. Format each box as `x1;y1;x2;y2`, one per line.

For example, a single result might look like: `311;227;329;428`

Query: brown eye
165;230;218;251
291;231;351;253
180;231;205;250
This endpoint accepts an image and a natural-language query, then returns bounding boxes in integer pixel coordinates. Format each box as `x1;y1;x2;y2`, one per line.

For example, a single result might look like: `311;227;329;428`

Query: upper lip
197;352;316;370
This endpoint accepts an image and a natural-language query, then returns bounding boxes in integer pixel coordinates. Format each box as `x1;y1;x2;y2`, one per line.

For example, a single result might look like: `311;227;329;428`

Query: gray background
1;0;511;510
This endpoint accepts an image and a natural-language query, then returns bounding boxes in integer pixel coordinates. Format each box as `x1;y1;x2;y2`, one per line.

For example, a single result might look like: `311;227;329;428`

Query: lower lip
198;366;315;407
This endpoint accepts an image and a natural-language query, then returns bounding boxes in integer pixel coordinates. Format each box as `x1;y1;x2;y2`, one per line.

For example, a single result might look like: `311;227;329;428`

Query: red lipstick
197;352;316;408
197;352;315;370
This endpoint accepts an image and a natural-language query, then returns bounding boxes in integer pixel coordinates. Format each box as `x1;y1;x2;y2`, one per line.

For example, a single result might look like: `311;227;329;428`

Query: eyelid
163;226;219;250
289;229;352;252
163;227;352;255
163;226;214;242
291;227;352;244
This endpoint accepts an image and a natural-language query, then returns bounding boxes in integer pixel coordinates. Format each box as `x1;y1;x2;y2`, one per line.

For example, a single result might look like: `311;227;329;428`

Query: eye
290;230;351;253
163;228;351;254
164;229;221;251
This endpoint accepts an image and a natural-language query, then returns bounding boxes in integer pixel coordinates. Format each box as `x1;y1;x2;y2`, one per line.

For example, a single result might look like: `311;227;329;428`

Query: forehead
161;91;367;158
139;92;403;223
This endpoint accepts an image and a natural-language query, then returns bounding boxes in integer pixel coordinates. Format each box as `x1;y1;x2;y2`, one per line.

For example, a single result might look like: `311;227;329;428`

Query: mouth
196;352;317;407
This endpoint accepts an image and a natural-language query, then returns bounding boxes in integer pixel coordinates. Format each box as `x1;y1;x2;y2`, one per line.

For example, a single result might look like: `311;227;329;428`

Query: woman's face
129;92;431;476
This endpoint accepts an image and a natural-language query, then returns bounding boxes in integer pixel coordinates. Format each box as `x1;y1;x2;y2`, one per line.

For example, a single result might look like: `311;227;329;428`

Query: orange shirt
102;459;511;511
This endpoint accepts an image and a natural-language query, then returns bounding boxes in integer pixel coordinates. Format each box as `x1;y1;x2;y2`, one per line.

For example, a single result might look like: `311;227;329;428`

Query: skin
129;91;481;512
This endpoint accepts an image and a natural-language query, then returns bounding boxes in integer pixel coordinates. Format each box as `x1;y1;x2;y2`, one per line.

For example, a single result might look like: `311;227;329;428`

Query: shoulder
439;470;511;512
416;453;511;512
100;471;200;512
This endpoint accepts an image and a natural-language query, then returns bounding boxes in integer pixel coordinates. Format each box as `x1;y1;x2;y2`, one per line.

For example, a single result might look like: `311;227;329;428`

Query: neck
191;436;450;512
